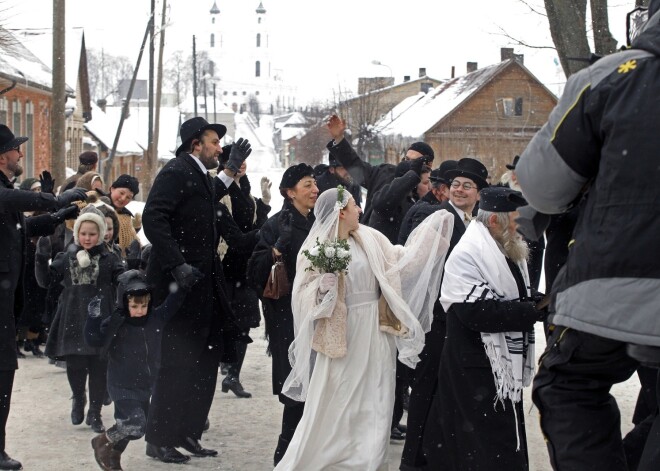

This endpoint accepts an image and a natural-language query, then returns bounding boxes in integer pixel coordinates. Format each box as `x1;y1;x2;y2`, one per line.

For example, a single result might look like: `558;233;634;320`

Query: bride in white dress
275;187;453;471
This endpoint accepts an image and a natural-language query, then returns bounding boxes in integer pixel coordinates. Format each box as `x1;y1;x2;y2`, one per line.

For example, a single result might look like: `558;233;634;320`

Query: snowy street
7;322;641;470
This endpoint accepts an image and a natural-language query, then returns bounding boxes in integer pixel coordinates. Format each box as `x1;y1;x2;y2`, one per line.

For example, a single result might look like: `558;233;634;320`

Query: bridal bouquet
302;238;351;274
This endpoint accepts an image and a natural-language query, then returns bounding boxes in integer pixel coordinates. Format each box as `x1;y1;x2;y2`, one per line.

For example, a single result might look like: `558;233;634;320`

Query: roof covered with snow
84;103;182;159
11;27;85;94
0;27;59;92
376;60;513;138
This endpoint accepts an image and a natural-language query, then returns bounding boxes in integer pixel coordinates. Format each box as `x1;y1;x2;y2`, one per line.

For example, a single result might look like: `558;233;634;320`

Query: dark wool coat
0;172;61;370
142;154;257;367
18;236;48;329
221;176;270;330
326;138;395;224
367;170;420;244
40;244;124;358
85;287;188;402
247;200;314;399
401;199;466;468
398;191;443;245
430;260;538;471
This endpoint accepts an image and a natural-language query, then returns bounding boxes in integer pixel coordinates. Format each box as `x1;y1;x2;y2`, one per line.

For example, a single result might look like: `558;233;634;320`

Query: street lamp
371;60;392;78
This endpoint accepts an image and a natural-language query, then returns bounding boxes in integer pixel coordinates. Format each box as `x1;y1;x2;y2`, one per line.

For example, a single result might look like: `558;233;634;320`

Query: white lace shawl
282;188;453;402
440;221;535;405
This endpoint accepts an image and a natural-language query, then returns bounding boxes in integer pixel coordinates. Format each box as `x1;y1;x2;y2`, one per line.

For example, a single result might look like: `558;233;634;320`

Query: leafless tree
163;50;188;106
87;48;134;104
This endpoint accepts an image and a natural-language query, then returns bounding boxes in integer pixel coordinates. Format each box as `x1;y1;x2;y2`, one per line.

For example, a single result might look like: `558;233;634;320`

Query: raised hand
226;138;252;174
39;170;55;194
260;176;272;205
327;115;346;141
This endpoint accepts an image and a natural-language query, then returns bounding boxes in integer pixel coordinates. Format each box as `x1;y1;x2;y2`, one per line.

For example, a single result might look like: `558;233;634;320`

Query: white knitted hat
73;204;107;247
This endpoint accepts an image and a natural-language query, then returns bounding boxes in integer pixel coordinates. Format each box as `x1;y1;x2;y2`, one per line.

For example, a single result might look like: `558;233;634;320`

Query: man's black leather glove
274;209;293;252
225;138;252;174
39;170;55;195
395;158;424;178
56;188;87;208
51;205;80;224
171;263;205;290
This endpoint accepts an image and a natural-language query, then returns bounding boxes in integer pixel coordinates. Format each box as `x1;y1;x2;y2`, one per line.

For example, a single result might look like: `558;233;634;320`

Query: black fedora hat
445;157;489;190
176;117;227;156
0;124;28;154
430;159;457;185
505;155;520;170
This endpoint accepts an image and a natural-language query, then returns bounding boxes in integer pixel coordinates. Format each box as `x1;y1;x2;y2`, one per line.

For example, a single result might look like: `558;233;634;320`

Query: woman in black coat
247;163;318;466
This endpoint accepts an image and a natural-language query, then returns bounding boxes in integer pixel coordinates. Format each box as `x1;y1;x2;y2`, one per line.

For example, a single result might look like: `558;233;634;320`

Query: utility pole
51;0;66;185
192;35;198;115
147;0;167;197
147;0;155;158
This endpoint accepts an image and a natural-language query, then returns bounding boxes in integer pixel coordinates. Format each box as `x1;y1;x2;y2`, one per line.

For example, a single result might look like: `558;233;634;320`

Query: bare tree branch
492;25;557;50
517;0;548;17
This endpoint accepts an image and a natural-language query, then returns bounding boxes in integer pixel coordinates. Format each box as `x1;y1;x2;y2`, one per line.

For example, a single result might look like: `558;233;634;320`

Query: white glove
319;273;337;295
260;176;272;205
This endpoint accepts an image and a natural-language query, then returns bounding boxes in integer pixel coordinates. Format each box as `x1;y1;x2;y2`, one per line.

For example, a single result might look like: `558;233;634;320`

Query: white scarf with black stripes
440;221;535;405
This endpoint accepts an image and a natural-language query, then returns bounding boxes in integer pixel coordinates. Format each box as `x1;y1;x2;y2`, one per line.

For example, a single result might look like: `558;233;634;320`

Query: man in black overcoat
0;124;86;470
142;117;258;464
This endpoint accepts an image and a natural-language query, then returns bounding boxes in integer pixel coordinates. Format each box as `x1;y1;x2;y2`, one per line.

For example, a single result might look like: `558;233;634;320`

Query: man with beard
0;124;86;470
143;117;258;463
433;187;546;471
314;154;362;206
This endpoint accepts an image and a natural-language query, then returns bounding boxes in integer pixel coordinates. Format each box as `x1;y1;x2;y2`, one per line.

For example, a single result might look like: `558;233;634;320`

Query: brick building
377;49;557;180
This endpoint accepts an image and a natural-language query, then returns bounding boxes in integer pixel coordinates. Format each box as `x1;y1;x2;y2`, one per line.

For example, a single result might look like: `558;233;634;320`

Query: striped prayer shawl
440;221;535;405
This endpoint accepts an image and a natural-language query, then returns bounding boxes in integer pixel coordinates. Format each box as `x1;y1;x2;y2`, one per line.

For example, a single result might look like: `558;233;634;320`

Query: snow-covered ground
7;321;641;470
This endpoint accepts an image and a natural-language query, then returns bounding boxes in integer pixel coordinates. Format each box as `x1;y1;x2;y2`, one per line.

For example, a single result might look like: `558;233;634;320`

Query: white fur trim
73;205;107;246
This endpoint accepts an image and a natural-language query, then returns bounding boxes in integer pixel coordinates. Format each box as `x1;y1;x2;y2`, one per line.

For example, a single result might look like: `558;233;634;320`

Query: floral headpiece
335;185;349;210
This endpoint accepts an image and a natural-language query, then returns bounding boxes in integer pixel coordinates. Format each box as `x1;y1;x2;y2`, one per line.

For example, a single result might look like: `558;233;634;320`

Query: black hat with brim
505;155;520;170
0;124;28;154
430;159;458;185
479;187;527;212
445;157;489;190
176;117;227;156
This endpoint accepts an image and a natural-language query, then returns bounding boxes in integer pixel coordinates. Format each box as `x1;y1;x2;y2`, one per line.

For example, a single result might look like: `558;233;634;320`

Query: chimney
96;98;107;113
514;53;524;65
403;75;411;82
451;66;455;78
467;62;478;73
418;67;426;78
501;47;515;62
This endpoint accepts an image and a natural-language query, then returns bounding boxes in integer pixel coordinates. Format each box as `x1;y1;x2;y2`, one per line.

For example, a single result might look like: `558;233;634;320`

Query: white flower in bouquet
336;247;350;259
309;246;320;257
324;247;336;258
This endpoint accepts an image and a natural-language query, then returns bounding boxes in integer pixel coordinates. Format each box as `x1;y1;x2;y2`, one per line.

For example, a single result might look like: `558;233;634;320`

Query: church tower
253;2;270;80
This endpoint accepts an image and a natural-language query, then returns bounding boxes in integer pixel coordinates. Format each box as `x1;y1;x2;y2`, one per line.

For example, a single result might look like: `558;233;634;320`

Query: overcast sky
3;0;636;103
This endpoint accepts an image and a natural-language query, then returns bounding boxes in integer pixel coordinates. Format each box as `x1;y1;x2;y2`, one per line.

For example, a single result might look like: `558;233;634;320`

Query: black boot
71;394;87;425
273;435;290;466
145;443;190;464
23;339;45;358
86;409;106;433
15;345;25;360
0;451;22;470
221;376;252;398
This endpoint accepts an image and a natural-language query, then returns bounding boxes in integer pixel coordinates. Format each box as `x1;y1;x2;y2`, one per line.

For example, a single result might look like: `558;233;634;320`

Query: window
223;91;228;96
255;91;260;96
25;101;33;176
212;17;215;24
258;17;261;24
255;61;261;77
232;91;237;96
514;97;523;116
0;98;7;125
13;99;21;135
420;82;433;93
210;33;215;48
256;33;261;47
242;91;247;96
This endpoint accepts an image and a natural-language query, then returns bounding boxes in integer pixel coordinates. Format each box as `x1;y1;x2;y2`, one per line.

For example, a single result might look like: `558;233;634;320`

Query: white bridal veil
283;188;453;401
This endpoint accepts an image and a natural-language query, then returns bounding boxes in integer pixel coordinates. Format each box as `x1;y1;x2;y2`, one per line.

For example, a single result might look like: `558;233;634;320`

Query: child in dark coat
37;204;125;434
86;268;202;471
